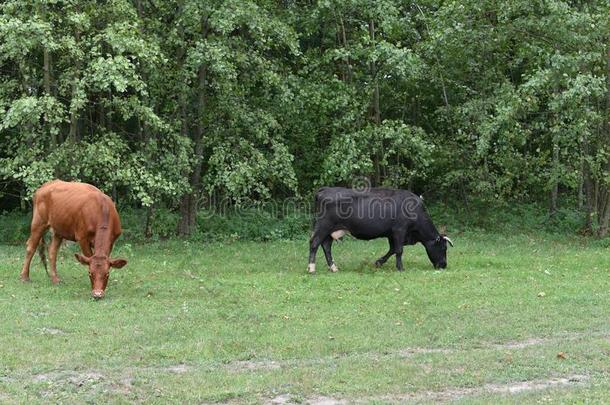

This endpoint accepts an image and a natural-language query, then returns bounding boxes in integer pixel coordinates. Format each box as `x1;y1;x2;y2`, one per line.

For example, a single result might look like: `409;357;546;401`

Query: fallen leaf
557;352;567;359
538;292;546;297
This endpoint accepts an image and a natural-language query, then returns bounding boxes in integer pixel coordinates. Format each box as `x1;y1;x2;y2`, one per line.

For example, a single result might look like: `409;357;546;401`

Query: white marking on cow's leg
331;230;346;240
308;263;316;274
329;263;339;273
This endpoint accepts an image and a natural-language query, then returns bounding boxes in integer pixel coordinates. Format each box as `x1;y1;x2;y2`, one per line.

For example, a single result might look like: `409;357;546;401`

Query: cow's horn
443;236;454;247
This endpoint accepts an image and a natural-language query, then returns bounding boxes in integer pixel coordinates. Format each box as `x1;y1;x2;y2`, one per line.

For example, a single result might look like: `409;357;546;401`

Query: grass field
0;231;609;403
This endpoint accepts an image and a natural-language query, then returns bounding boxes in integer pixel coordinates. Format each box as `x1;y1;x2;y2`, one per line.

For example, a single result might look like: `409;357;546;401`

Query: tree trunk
177;17;208;237
144;206;154;239
583;157;594;233
68;9;82;142
19;187;26;212
550;138;559;214
578;154;585;210
369;21;380;125
597;46;610;237
39;2;57;148
368;20;382;186
43;50;51;96
97;95;105;130
339;15;352;82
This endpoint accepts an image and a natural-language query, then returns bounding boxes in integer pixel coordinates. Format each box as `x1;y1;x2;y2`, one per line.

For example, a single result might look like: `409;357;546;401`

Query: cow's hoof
329;263;339;273
307;264;316;274
374;260;383;268
20;275;31;283
51;277;61;285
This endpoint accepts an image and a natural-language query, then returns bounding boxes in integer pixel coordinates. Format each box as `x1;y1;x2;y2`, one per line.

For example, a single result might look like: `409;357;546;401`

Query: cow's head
75;254;127;299
423;235;453;269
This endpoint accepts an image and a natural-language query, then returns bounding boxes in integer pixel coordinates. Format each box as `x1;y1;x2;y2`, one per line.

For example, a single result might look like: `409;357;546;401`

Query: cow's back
34;180;120;241
315;187;422;217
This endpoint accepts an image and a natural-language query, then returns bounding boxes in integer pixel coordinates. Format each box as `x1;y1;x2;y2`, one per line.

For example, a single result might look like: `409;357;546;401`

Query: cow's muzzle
92;290;105;300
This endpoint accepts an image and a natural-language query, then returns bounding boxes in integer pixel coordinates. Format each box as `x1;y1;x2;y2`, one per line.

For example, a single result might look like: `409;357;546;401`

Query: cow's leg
321;236;338;272
20;220;47;282
47;233;63;285
375;237;395;267
392;233;405;272
79;239;93;257
308;231;326;274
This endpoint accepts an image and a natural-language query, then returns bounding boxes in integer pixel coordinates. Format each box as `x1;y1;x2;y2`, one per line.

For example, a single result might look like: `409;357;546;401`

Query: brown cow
20;180;127;299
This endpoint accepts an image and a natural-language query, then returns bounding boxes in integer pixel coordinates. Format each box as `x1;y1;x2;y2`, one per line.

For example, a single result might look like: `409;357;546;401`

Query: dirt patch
267;394;291;404
29;369;139;399
160;364;190;374
227;357;330;373
398;347;454;357
493;331;610;350
228;360;282;373
492;337;550;350
265;394;346;405
66;372;104;387
112;375;135;395
486;374;588;394
40;327;65;335
307;395;348;405
370;374;588;403
0;375;13;383
226;334;576;375
261;374;588;403
32;370;103;387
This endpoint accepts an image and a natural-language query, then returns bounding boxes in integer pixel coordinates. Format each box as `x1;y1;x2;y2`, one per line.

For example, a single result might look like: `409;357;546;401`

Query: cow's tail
309;189;322;236
38;236;49;276
310;198;318;236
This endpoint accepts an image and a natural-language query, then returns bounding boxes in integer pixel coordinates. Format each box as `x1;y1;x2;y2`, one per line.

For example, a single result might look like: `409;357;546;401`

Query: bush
0;201;593;245
119;207;179;241
0;210;31;245
428;201;586;235
194;209;311;242
114;206;311;242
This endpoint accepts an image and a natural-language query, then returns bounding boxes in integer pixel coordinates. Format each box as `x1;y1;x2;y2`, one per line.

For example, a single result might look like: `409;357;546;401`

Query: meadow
0;230;609;403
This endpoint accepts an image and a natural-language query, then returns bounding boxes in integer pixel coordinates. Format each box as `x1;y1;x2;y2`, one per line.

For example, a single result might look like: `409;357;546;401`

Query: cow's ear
110;258;127;269
75;253;90;265
435;235;442;244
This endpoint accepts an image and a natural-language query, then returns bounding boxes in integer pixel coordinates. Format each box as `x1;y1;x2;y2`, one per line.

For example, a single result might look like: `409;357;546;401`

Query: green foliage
108;206;311;243
119;207;180;241
194;209;310;242
0;201;590;246
1;0;609;235
0;210;30;244
320;120;432;187
429;202;586;235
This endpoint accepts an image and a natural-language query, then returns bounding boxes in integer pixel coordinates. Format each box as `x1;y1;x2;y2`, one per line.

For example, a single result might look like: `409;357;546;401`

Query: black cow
308;187;453;273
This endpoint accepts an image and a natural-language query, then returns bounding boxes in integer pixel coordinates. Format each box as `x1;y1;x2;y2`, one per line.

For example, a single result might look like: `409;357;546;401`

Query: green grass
0;231;609;403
